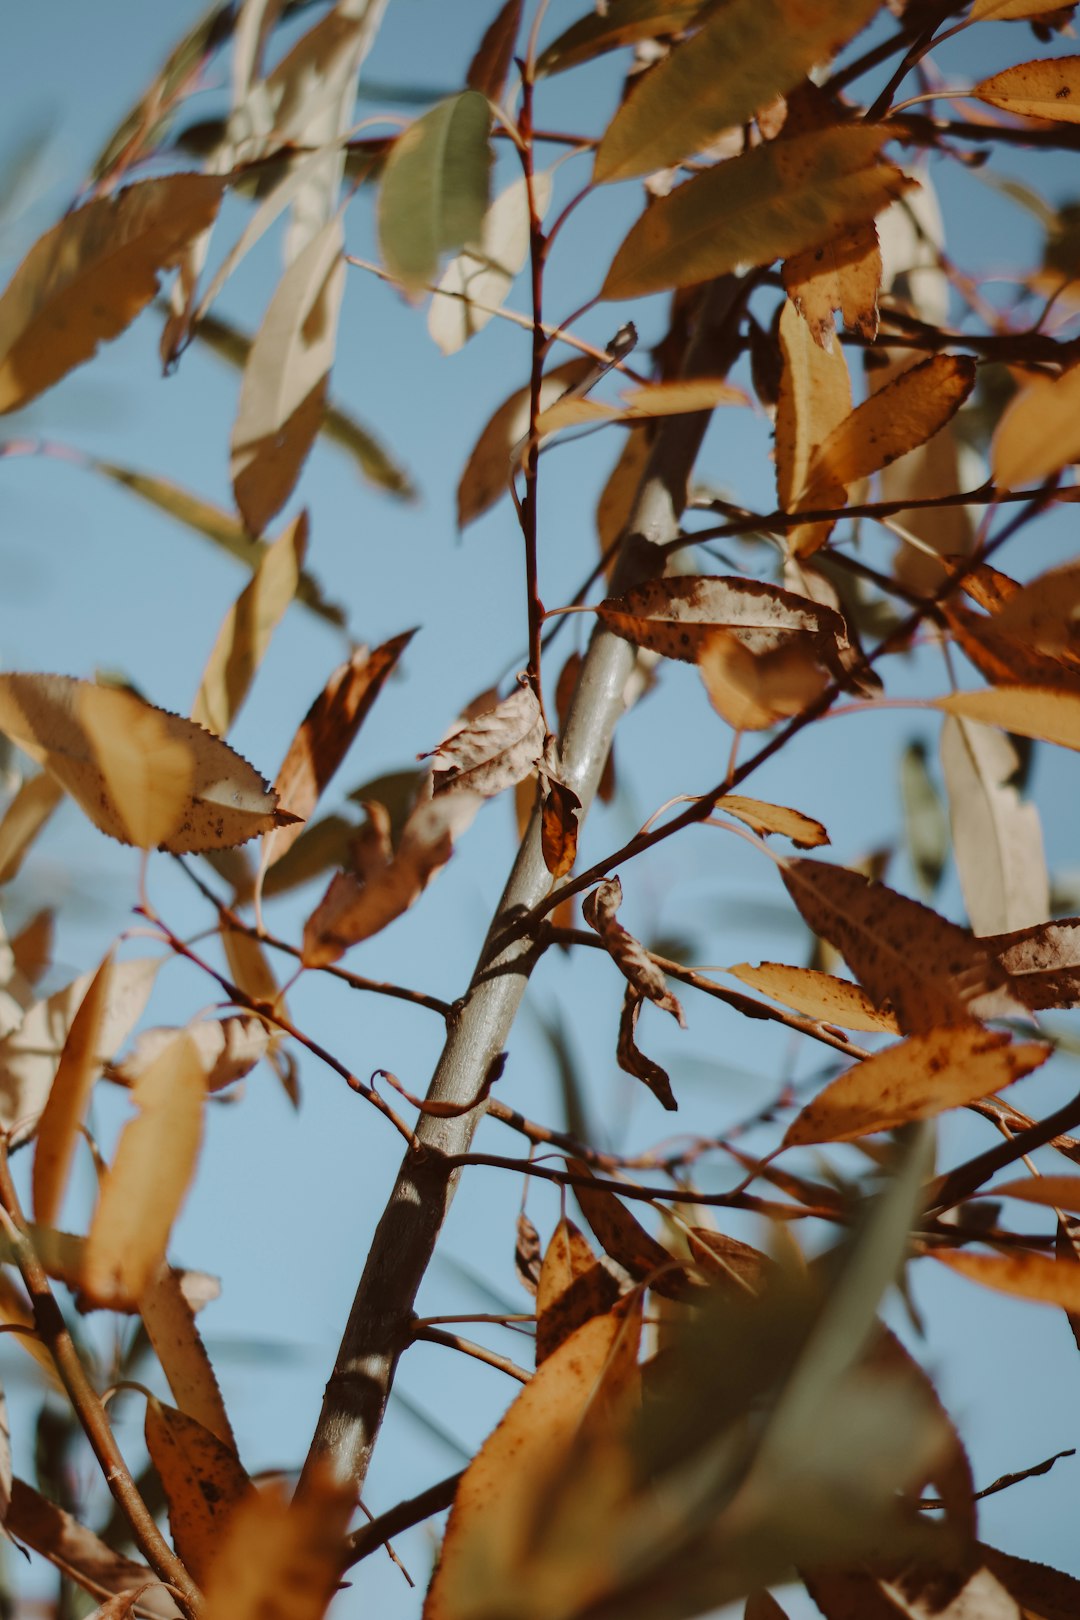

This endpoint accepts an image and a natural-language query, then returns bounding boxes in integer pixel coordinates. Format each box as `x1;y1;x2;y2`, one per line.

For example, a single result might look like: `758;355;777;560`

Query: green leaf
602;127;909;300
537;0;706;77
593;0;884;183
377;91;493;290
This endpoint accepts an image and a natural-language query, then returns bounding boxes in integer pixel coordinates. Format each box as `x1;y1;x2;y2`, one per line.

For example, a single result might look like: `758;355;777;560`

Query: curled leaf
536;1217;619;1364
584;876;685;1026
431;684;544;799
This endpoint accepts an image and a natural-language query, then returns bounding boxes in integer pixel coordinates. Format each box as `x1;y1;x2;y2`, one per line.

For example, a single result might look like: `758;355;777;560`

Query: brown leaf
584;877;685;1026
783;217;881;347
0;675;284;852
940;715;1049;935
783;1026;1049;1146
263;630;415;871
145;1398;251;1583
597;425;652;559
540;774;580;878
944;602;1079;692
431;684;544;798
933;1247;1080;1311
617;987;678;1111
230;218;346;535
424;1302;642;1620
937;686;1080;752
535;378;745;436
32;950;115;1227
992;357;1080;488
301;788;481;967
536;1217;620;1363
980;1542;1080;1620
991;1174;1080;1211
0;175;225;414
457;357;593;526
465;0;524;102
6;1477;179;1616
728;961;899;1031
112;1017;270;1095
139;1262;234;1450
686;1229;775;1298
191;512;308;738
990;560;1080;659
716;796;828;849
744;1592;792;1620
781;857;1017;1033
983;916;1080;1011
515;1211;541;1296
974;55;1080;122
0;772;63;884
698;628;832;730
568;1157;692;1298
82;1031;206;1310
200;1470;355;1620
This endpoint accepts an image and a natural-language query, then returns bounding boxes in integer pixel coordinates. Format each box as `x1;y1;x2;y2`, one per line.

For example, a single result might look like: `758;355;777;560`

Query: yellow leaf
424;1302;642;1620
200;1471;355;1620
936;685;1080;751
717;796;829;848
457;358;593;526
0;773;63;885
536;1218;618;1364
783;1026;1048;1145
82;1032;206;1310
601;127;910;300
933;1248;1080;1310
230;219;346;535
596;426;651;556
535;378;745;435
0;175;224;414
145;1397;250;1583
0;675;283;852
974;56;1080;123
728;962;898;1031
32;951;115;1228
775;297;851;553
782;217;881;347
991;358;1080;488
699;629;831;730
191;512;308;738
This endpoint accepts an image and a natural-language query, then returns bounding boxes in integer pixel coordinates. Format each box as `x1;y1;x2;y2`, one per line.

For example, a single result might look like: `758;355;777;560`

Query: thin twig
342;1471;462;1570
411;1323;531;1384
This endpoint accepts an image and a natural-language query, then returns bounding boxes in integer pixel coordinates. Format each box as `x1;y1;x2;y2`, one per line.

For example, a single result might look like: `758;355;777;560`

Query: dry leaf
783;217;881;347
32;951;115;1227
540;774;580;878
992;358;1080;488
145;1397;251;1583
139;1261;234;1450
0;772;63;884
776;296;853;551
0;675;284;852
569;1157;691;1297
466;0;524;102
82;1031;206;1309
191;512;308;738
457;358;593;526
424;1302;642;1620
940;715;1049;935
429;171;551;355
515;1211;542;1296
974;56;1080;123
431;684;544;798
933;1248;1080;1310
991;1175;1080;1211
112;1017;270;1094
535;378;745;436
687;1230;774;1298
596;425;652;557
728;962;899;1031
584;876;685;1026
0;956;159;1143
230;218;346;535
717;796;828;848
990;559;1080;659
302;788;481;967
200;1470;355;1620
0;174;224;414
783;1026;1049;1145
780;857;1015;1033
984;916;1080;1011
536;1217;619;1364
937;685;1080;751
698;629;833;730
7;1477;179;1616
617;987;678;1112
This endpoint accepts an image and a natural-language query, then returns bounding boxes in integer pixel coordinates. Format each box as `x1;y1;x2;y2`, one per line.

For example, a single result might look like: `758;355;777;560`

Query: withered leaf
937;686;1080;752
983;916;1080;1011
992;1174;1080;1211
940;715;1049;936
728;961;899;1031
431;684;544;798
717;796;828;849
0;174;225;414
780;857;1016;1033
465;0;524;102
974;56;1080;123
145;1398;251;1583
82;1031;206;1310
596;424;652;559
230;218;346;536
617;987;678;1111
458;357;593;526
783;1026;1049;1146
933;1248;1080;1311
569;1157;690;1296
32;950;115;1227
536;1217;619;1364
139;1261;234;1450
535;378;745;436
992;357;1080;488
584;877;685;1027
776;295;852;552
7;1477;179;1615
698;629;832;730
263;629;415;871
686;1229;774;1299
515;1211;542;1296
783;217;881;347
111;1016;270;1095
200;1471;355;1620
537;1;703;76
0;675;284;852
540;773;581;878
0;772;63;884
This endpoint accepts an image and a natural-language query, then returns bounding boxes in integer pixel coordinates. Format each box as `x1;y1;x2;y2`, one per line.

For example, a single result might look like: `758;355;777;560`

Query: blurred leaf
900;740;949;900
0;771;63;884
138;1262;234;1450
200;1470;355;1620
937;686;1080;752
145;1397;250;1582
992;358;1080;488
940;716;1049;933
429;172;551;355
466;0;524;102
378;92;493;290
6;1478;178;1615
32;949;115;1227
536;1218;619;1363
538;1;705;76
458;357;593;526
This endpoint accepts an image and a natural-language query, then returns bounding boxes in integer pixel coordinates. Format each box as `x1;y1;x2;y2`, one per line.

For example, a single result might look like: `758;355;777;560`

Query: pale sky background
3;4;1080;1617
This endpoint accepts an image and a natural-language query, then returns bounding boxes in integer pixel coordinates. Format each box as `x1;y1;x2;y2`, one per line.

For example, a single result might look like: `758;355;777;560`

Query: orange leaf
936;686;1080;751
991;358;1080;488
728;961;898;1031
536;1218;619;1364
974;56;1080;123
540;775;580;878
0;772;63;885
776;296;852;552
783;217;881;347
33;951;115;1227
991;1175;1080;1212
139;1262;234;1450
717;796;829;849
933;1248;1080;1310
783;1026;1048;1146
457;358;593;526
583;877;684;1027
145;1397;251;1582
